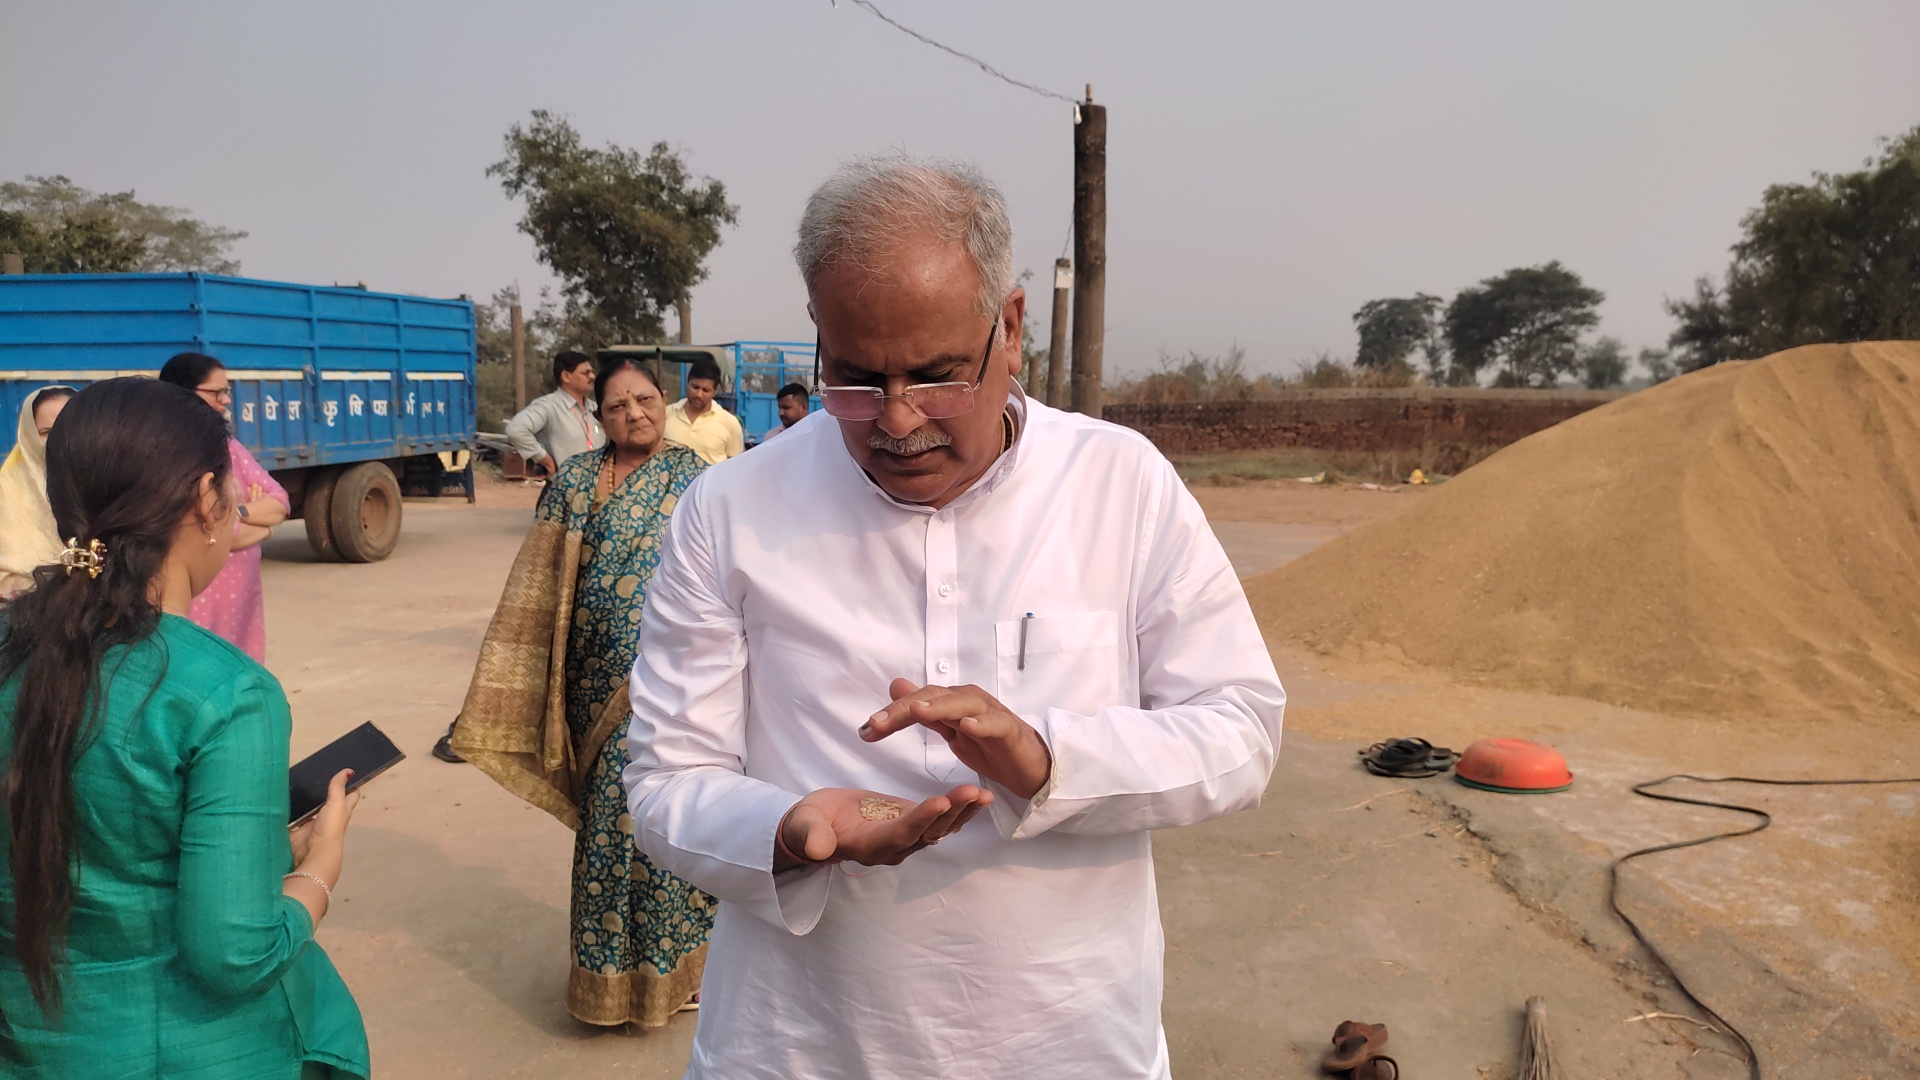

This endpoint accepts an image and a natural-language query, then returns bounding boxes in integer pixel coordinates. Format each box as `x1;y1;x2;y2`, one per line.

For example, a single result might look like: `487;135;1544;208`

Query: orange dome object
1454;738;1573;794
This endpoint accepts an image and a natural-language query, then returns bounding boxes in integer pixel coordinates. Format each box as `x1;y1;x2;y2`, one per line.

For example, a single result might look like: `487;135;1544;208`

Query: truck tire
329;462;403;563
302;466;342;562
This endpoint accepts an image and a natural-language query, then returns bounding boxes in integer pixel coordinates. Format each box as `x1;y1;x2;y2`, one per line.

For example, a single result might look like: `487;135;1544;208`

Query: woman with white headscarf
0;385;76;599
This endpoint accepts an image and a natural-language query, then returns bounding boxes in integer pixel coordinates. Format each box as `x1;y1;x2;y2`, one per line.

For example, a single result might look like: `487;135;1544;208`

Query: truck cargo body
0;273;477;562
721;340;818;444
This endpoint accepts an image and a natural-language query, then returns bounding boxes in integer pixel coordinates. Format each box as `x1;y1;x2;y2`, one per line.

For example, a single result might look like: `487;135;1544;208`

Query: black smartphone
289;721;405;826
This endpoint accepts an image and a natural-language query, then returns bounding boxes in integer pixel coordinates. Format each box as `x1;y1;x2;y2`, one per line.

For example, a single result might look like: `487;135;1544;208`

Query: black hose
1610;773;1920;1080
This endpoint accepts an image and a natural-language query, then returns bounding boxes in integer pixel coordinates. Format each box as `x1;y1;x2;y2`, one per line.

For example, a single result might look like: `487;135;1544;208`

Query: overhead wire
1609;772;1920;1080
829;0;1079;305
837;0;1081;106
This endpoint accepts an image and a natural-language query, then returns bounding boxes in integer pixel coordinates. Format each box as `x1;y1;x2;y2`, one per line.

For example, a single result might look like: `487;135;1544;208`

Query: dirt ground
1221;484;1920;1078
1190;478;1428;528
1259;644;1920;1079
254;476;1901;1078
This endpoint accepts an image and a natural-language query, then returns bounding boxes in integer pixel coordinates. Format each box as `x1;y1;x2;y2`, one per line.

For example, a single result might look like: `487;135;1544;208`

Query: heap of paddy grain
1248;342;1920;725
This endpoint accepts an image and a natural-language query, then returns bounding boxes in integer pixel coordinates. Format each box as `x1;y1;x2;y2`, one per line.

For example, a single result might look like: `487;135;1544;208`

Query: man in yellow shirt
665;357;745;464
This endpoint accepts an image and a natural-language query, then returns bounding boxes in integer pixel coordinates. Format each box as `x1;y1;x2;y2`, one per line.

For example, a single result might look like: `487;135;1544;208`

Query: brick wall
1102;388;1623;462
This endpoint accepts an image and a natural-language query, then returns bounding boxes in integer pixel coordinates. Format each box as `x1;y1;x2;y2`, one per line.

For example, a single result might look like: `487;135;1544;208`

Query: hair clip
60;537;107;579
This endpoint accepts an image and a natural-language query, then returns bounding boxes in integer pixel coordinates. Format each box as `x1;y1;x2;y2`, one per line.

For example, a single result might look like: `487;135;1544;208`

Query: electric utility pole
1069;87;1106;417
1045;258;1071;406
510;302;527;411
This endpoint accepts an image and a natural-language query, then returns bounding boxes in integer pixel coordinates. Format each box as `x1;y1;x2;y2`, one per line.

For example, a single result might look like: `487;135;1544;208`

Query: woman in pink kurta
160;352;292;663
191;438;289;661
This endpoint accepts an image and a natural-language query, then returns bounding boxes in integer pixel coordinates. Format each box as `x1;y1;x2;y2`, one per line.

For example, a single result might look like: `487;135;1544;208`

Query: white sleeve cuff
983;712;1059;841
631;779;833;935
771;861;834;934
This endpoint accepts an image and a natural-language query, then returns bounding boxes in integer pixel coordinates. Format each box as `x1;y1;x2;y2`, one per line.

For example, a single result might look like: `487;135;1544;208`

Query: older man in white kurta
624;157;1284;1079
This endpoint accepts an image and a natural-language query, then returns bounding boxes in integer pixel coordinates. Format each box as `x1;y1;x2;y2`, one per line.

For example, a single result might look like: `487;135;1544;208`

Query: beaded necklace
599;446;653;504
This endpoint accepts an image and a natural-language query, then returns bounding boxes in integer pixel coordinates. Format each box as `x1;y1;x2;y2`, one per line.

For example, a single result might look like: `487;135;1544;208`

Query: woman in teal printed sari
453;358;711;1027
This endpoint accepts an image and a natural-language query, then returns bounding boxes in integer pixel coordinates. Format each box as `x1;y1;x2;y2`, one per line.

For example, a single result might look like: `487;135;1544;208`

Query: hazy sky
5;2;1917;377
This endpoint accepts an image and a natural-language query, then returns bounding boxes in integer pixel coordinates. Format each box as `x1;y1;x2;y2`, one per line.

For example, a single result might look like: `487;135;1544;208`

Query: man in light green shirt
505;351;604;474
664;357;745;464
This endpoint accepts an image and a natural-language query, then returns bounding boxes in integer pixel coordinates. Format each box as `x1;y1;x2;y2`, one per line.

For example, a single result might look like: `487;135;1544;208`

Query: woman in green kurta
452;359;711;1027
0;378;367;1079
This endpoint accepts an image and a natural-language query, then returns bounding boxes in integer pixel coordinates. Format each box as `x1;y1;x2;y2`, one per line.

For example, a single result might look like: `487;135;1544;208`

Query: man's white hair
795;155;1014;319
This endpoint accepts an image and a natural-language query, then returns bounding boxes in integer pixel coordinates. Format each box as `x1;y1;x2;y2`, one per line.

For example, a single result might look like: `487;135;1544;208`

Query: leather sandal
1360;738;1458;778
1324;1020;1390;1072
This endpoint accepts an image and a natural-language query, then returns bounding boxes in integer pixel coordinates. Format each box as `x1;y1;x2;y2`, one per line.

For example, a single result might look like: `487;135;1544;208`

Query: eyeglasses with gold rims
813;318;1000;422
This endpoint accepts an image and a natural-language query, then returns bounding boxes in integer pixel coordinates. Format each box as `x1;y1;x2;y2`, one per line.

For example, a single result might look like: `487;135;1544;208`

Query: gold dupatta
452;444;701;830
448;512;585;827
449;472;646;830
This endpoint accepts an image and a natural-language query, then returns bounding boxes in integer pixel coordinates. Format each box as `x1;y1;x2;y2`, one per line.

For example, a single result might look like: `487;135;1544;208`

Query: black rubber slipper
1352;1054;1398;1079
1360;737;1458;778
432;719;466;764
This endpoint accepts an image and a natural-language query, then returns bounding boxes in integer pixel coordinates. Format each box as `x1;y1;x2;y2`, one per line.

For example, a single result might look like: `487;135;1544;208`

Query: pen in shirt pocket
1018;612;1034;670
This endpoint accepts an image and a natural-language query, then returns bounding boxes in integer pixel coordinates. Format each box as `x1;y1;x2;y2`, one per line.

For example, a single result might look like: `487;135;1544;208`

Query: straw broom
1521;997;1562;1080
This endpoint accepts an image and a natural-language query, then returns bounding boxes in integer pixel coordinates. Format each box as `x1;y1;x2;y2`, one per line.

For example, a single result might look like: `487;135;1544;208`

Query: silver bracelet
284;870;333;911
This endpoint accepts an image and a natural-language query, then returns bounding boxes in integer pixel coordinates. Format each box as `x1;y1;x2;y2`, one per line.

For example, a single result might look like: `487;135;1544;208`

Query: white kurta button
937;660;952;675
938;583;953;597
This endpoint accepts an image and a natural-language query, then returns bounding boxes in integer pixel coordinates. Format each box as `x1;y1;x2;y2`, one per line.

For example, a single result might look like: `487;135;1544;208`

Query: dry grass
1172;442;1496;486
1171;449;1332;485
1107;348;1419;406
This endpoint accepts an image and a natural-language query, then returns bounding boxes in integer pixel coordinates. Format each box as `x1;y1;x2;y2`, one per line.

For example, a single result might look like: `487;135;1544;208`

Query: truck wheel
329;462;403;563
302;467;342;562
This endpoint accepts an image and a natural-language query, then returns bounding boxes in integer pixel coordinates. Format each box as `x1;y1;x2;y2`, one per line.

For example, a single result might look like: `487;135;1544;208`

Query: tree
1352;294;1445;380
1444;262;1604;387
1663;275;1747;370
489;111;739;347
0;175;245;273
472;285;588;430
1666;124;1920;371
1637;346;1678;385
0;206;148;273
1578;336;1629;389
474;284;581;371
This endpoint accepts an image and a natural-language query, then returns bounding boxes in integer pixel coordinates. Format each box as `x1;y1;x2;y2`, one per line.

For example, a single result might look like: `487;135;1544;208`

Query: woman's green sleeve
174;671;316;1000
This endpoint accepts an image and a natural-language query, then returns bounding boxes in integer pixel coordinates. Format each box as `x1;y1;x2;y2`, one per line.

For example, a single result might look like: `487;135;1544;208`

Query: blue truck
0;272;477;562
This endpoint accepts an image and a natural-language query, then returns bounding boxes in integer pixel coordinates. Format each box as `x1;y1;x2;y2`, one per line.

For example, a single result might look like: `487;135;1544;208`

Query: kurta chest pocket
994;610;1127;718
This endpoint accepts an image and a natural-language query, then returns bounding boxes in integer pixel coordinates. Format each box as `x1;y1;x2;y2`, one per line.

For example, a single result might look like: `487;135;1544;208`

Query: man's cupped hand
771;680;1053;873
776;784;990;871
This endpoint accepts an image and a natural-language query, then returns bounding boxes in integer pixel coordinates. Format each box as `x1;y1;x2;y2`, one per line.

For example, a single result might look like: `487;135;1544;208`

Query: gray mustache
868;428;953;455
